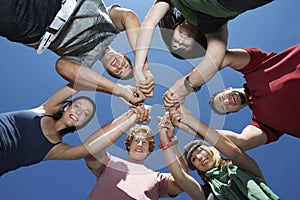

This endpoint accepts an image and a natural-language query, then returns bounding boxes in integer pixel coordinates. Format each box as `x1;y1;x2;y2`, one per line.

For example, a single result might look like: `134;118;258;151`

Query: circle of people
2;0;299;199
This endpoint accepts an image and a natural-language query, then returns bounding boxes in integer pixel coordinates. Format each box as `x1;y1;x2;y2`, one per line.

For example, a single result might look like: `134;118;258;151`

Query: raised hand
118;85;146;106
157;112;175;140
169;106;198;137
130;104;152;124
163;76;189;110
134;63;155;97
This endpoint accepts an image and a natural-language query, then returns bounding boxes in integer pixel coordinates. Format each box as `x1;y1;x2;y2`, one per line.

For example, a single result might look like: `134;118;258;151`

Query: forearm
181;115;242;159
134;25;155;70
56;58;124;96
188;26;228;87
84;112;137;155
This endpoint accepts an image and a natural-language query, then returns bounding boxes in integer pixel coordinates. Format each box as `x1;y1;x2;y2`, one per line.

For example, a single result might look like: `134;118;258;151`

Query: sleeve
91;153;111;178
249;121;284;144
238;48;269;74
157;172;173;198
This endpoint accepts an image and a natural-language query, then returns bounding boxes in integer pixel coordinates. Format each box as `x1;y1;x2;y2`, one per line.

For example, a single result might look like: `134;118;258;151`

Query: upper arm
32;84;77;115
221;49;251;70
110;6;139;31
174;173;206;200
141;1;170;28
205;23;228;68
167;175;183;196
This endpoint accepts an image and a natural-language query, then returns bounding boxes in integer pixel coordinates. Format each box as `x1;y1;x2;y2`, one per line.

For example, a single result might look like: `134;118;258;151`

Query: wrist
113;84;123;97
159;136;178;150
184;76;201;92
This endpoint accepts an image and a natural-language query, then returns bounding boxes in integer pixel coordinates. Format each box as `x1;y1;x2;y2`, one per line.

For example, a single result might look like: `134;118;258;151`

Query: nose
137;140;143;146
75;109;82;116
196;154;204;162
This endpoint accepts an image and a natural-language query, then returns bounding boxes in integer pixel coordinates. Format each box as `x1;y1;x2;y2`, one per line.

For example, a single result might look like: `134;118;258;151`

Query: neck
41;116;64;141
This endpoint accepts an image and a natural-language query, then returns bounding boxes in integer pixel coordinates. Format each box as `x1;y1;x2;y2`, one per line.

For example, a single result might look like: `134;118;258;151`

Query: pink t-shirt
87;154;171;200
239;44;300;143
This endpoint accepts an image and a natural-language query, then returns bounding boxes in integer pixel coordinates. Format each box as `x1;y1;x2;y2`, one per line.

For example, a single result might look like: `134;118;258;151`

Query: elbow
55;58;67;78
125;10;138;23
229;146;243;161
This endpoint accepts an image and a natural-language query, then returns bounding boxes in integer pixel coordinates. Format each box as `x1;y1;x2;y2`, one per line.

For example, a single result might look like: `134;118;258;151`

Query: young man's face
102;50;133;79
212;88;246;114
171;21;197;53
128;132;150;162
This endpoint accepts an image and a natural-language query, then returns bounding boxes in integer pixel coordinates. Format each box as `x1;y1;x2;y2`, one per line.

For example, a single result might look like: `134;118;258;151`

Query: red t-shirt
239;44;300;143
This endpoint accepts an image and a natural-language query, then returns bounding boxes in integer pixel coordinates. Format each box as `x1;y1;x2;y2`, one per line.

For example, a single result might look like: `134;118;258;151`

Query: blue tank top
0;110;60;176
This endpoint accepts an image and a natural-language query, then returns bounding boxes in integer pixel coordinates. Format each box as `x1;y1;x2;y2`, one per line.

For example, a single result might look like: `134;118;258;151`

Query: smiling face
63;98;95;128
190;146;215;172
171;20;197;53
212;88;247;114
127;131;151;162
101;48;133;79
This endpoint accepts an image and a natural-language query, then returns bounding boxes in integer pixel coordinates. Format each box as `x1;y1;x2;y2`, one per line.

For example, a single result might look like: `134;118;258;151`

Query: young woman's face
63;99;95;128
128;132;150;162
190;146;215;172
171;21;197;53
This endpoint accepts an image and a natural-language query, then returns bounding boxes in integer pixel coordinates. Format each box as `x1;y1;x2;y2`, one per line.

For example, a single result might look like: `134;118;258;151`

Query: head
125;125;155;162
209;87;248;115
53;96;96;136
159;8;207;59
101;47;133;80
184;140;232;180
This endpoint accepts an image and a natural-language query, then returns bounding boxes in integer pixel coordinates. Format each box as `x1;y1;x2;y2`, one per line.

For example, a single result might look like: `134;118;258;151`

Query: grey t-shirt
50;0;120;68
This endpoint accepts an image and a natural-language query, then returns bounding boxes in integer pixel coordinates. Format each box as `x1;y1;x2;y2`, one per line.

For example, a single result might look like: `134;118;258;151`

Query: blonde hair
124;125;155;152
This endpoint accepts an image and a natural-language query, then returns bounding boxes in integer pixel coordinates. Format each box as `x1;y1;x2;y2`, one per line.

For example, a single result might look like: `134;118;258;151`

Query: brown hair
124;125;155;152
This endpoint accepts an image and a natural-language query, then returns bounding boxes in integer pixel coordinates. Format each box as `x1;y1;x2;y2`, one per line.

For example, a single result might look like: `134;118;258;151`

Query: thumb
157;116;162;122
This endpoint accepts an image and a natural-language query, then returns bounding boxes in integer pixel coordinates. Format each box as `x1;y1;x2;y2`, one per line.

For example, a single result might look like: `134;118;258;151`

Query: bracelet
159;137;178;150
184;76;201;92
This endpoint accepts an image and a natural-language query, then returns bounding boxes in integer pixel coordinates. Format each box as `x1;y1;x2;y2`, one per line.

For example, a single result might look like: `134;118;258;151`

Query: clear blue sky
0;0;299;199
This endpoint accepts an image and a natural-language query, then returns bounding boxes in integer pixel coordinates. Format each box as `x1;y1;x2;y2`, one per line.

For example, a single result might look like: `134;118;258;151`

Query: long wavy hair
50;96;96;137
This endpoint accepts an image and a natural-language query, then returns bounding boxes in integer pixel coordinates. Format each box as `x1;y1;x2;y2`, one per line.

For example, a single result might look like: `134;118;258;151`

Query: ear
225;87;233;90
64;104;70;112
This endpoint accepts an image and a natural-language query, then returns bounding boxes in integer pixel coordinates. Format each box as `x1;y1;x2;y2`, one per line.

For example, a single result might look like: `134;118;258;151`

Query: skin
100;47;133;79
171;20;198;52
56;6;146;105
212;88;247;114
158;109;268;199
26;83;151;162
134;0;229;103
190;146;215;172
85;123;184;197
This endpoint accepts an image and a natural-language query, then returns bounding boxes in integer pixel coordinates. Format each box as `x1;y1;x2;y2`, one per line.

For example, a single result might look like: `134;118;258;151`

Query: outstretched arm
31;83;78;115
110;6;140;53
169;105;266;182
44;105;151;162
110;6;155;96
55;58;145;105
157;113;206;199
163;24;228;109
134;1;170;96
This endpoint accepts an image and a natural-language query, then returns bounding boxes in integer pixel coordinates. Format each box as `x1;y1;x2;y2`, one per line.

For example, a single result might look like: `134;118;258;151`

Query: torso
0;110;60;176
240;44;300;138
